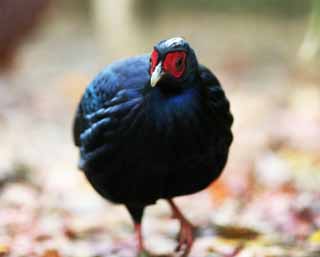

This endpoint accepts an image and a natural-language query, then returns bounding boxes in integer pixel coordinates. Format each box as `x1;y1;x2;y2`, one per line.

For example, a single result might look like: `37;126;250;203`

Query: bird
73;37;233;257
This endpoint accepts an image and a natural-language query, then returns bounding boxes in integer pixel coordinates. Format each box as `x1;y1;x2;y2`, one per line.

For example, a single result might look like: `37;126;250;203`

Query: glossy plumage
73;38;233;256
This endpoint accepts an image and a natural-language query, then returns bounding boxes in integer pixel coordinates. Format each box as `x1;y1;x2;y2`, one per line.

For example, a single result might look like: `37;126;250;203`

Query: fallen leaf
0;244;9;256
213;224;260;240
309;230;320;244
208;180;231;205
41;249;61;257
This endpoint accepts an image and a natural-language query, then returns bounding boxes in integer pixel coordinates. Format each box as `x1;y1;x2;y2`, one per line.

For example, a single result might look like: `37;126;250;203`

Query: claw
168;199;195;257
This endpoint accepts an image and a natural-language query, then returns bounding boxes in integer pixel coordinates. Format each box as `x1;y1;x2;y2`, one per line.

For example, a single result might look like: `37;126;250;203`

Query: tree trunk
92;0;152;61
298;0;320;62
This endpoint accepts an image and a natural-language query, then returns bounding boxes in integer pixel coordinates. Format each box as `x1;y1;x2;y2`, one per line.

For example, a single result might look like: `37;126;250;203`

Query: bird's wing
73;103;85;147
72;67;120;148
198;64;233;171
73;79;144;169
199;64;233;129
72;55;150;169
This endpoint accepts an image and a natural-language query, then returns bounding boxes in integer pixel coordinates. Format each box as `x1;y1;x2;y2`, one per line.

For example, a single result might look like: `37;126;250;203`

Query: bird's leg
126;206;151;257
134;222;156;257
167;199;194;255
134;223;144;253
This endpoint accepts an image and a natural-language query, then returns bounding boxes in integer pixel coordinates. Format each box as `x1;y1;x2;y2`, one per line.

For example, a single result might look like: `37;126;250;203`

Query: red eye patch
163;51;186;78
150;50;159;74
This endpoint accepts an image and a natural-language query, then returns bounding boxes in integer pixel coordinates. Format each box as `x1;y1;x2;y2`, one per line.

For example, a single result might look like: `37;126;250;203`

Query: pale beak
150;62;164;87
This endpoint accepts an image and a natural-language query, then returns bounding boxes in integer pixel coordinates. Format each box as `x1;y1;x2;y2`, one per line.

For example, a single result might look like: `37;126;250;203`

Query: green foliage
299;0;320;61
159;0;311;17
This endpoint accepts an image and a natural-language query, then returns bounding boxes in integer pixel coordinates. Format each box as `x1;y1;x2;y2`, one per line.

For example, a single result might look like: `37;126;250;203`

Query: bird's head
149;37;198;91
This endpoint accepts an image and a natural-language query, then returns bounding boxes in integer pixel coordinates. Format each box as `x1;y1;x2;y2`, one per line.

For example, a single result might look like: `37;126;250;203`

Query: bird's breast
121;88;213;166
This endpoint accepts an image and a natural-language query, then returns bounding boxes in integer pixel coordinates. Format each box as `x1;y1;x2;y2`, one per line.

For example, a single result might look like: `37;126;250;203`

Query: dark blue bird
73;37;233;256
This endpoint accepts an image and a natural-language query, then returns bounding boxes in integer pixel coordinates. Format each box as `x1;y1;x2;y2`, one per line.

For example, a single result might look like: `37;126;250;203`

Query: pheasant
73;37;233;256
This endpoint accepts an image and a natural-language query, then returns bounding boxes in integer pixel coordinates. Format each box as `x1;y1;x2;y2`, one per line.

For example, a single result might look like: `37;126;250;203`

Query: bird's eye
163;51;186;78
175;58;183;71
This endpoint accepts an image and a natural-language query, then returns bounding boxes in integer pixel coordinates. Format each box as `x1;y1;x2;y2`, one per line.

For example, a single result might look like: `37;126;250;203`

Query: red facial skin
163;51;186;78
150;50;187;79
150;50;159;74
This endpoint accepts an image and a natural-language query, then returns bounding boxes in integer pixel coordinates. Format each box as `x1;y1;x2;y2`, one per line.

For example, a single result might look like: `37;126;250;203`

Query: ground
0;9;319;257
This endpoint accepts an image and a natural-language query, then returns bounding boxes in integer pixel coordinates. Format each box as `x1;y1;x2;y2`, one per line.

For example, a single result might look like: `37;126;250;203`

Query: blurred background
0;1;319;257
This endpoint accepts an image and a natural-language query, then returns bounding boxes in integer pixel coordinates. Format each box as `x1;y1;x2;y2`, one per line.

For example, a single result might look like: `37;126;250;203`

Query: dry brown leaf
214;224;260;240
41;249;61;257
0;244;9;256
208;179;231;205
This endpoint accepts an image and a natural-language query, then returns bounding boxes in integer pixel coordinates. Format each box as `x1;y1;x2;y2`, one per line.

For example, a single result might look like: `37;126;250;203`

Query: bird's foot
167;199;195;257
174;217;194;257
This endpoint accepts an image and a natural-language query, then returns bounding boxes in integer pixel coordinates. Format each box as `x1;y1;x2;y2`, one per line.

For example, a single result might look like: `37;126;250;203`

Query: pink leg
168;199;194;256
134;223;145;253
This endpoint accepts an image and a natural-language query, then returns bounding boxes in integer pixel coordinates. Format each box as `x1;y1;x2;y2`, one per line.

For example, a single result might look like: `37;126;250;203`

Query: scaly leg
134;223;145;253
167;199;194;256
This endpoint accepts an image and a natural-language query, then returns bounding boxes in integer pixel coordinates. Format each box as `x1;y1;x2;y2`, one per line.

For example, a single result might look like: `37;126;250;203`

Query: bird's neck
144;85;202;128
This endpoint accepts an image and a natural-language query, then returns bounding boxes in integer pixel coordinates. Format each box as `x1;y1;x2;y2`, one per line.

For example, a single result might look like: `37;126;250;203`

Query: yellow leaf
0;244;9;254
309;230;320;244
41;249;61;257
